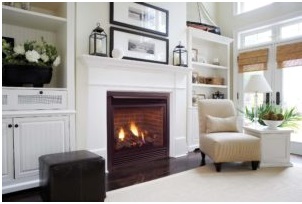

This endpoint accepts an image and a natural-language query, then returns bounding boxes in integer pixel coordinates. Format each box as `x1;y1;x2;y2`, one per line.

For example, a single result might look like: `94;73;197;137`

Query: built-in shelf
188;27;233;45
2;5;66;32
2;2;76;194
192;62;228;70
187;27;233;152
192;83;228;89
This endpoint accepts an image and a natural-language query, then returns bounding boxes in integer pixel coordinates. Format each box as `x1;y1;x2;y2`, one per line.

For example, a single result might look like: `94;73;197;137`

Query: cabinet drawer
2;88;67;111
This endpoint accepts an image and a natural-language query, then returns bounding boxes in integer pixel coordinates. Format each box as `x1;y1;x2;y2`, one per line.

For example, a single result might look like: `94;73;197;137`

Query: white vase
112;49;123;59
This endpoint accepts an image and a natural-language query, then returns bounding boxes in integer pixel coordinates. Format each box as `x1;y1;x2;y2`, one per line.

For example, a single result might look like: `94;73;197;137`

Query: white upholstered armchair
198;99;260;172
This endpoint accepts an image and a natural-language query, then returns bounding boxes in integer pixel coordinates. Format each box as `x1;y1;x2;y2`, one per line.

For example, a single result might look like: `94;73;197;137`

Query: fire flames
116;121;155;150
118;128;125;141
130;121;139;137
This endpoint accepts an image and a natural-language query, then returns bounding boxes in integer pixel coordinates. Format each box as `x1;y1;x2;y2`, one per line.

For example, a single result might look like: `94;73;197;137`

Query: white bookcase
2;3;76;194
186;27;233;151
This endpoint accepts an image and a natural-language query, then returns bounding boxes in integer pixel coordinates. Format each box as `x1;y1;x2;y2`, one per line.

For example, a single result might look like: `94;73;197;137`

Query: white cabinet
2;3;76;194
2;115;70;194
186;28;233;150
2;88;75;194
14;116;70;179
2;119;14;183
2;87;68;111
244;126;293;167
187;107;200;151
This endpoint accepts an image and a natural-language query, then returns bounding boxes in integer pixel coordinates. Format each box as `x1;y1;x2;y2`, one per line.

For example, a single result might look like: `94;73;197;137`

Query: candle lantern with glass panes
173;41;188;67
89;22;107;57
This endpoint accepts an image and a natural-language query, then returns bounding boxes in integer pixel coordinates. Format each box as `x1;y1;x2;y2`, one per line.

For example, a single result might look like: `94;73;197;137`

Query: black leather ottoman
39;150;106;202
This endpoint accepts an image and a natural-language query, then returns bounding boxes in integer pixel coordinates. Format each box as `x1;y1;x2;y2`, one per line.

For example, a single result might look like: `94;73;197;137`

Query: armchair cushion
201;132;260;163
206;115;238;133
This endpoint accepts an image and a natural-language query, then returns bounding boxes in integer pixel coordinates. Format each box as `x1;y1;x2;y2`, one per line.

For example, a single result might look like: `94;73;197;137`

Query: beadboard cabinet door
2;118;14;183
13;116;70;179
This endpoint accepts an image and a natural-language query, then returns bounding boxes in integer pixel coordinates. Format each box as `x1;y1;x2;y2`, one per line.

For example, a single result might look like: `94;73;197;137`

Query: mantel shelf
80;55;192;74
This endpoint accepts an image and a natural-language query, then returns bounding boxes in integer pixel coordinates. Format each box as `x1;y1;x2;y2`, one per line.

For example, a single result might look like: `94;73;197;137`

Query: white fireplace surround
81;55;190;170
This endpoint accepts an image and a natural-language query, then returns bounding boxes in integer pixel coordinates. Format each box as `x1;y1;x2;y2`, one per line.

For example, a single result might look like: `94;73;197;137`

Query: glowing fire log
118;128;125;141
130;121;139;137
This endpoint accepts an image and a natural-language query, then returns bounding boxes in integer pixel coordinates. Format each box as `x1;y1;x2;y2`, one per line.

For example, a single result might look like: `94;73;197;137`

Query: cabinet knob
39;91;43;94
14;124;19;128
8;124;12;128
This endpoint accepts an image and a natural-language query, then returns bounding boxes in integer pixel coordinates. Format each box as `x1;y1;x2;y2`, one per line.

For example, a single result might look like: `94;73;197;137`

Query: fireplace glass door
107;92;169;170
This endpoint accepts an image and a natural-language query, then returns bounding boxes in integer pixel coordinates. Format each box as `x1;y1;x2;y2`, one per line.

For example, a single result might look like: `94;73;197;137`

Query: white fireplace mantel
81;55;190;170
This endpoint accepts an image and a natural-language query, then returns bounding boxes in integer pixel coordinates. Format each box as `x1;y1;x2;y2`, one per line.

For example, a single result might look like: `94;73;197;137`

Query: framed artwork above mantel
110;27;169;64
110;2;169;37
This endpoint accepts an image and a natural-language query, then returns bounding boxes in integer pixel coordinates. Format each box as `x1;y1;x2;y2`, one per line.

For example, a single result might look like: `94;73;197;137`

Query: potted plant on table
242;104;302;129
2;37;61;87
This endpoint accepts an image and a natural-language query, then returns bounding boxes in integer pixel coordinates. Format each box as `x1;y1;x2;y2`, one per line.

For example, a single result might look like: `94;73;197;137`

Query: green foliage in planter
281;107;302;129
241;104;302;129
2;37;60;68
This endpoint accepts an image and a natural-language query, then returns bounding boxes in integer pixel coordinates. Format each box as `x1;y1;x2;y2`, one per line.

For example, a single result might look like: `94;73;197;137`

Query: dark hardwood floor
2;151;302;202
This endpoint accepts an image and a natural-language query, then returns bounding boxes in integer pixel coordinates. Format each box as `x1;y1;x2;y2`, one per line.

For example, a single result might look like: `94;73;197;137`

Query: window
238;18;302;49
243;30;272;47
280;21;302;39
237;2;272;14
238;48;269;73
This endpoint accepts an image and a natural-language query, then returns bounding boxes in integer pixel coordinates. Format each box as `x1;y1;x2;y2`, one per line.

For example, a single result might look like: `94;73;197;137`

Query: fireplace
107;91;169;170
82;56;190;171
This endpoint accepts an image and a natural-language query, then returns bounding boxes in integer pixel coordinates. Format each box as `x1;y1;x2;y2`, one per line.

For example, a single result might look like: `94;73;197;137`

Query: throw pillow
206;115;238;133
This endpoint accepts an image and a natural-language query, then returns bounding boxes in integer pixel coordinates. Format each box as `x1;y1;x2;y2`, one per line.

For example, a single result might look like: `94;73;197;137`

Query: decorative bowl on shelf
263;120;283;129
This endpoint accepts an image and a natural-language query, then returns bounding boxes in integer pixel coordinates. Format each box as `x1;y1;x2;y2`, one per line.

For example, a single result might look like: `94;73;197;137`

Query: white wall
75;2;187;149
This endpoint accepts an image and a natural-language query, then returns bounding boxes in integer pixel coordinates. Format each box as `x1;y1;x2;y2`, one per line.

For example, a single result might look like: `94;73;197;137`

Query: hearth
107;91;169;170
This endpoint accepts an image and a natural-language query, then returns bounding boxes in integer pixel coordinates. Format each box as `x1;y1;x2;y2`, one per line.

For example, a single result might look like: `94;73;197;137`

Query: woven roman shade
277;42;302;68
238;49;269;73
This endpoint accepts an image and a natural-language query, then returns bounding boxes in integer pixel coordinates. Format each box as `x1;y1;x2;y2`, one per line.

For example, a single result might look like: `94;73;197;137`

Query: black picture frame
110;27;169;65
110;2;169;37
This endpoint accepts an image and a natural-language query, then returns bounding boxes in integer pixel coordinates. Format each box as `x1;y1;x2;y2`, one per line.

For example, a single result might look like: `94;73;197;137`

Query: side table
244;125;293;168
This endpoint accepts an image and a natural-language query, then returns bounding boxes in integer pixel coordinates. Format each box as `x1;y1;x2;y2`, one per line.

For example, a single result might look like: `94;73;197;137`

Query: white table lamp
244;74;272;125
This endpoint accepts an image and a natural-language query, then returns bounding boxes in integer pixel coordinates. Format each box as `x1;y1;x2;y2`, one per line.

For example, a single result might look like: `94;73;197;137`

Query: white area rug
105;165;302;202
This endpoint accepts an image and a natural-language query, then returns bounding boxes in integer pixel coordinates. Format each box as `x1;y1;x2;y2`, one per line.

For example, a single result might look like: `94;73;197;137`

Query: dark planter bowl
2;64;53;87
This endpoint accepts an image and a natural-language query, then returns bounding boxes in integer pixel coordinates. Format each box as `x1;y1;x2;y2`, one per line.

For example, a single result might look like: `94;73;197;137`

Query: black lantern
173;41;188;67
89;22;107;57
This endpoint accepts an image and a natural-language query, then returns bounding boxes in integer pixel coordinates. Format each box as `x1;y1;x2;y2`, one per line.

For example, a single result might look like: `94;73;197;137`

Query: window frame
279;19;302;40
239;27;274;49
238;17;302;50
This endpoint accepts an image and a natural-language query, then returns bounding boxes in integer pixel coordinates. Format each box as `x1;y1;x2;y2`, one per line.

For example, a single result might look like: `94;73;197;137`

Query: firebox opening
107;92;169;171
114;106;164;151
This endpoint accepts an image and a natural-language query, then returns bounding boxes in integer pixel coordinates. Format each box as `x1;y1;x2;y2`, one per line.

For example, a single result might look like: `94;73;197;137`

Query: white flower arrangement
2;37;61;68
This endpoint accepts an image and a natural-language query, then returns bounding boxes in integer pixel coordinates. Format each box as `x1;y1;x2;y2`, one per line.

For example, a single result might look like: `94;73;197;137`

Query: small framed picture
192;48;198;62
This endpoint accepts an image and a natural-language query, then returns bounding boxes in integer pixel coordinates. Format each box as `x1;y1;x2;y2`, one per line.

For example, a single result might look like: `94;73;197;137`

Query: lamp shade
244;74;272;93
